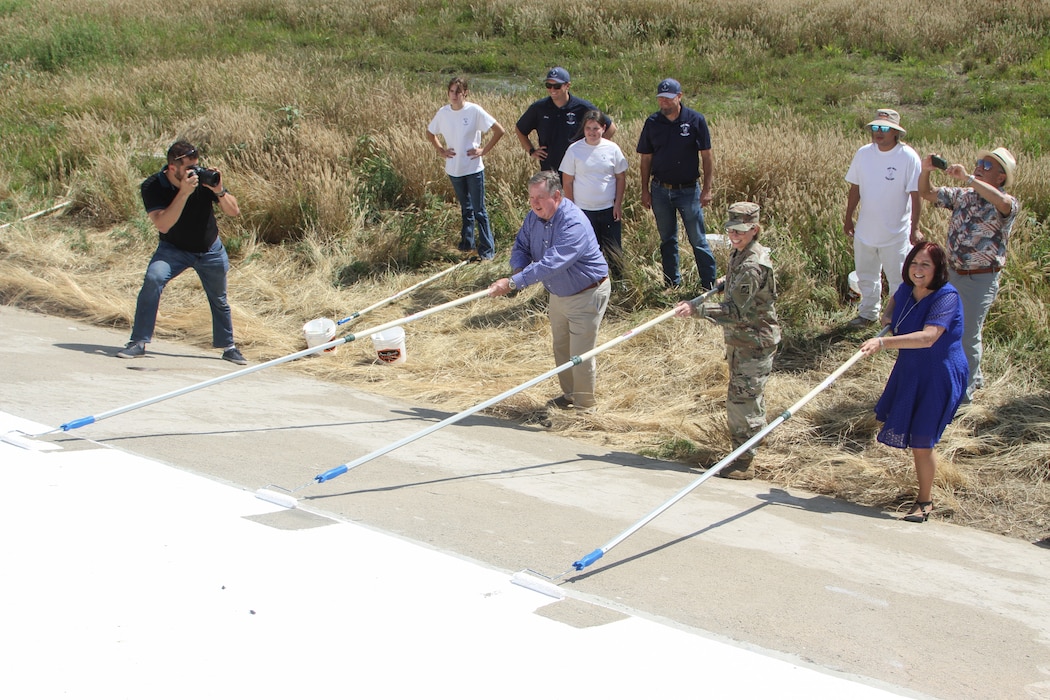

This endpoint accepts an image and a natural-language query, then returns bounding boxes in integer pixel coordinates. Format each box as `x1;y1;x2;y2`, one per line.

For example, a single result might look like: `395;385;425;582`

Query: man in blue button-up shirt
489;171;611;411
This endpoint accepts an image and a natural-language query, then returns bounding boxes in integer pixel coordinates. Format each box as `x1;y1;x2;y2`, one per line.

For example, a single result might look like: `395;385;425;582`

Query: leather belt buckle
577;276;608;293
954;265;999;276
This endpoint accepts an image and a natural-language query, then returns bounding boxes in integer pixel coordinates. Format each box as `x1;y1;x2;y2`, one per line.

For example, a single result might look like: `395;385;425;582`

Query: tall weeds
1;0;1048;538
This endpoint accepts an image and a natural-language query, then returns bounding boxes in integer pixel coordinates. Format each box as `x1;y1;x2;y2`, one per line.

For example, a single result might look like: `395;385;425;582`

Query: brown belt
577;276;608;294
953;266;1000;276
652;179;696;190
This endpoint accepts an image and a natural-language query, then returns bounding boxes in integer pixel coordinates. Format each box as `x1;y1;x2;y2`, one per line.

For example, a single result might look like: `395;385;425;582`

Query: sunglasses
174;148;198;161
976;159;997;171
544;82;565;90
870;125;893;133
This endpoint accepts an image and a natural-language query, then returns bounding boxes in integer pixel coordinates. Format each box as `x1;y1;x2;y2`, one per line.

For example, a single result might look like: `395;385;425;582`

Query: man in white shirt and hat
843;107;923;328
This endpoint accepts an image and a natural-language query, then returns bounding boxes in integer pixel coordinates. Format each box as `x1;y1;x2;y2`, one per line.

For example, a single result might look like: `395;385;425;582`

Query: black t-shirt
140;168;219;253
516;94;613;172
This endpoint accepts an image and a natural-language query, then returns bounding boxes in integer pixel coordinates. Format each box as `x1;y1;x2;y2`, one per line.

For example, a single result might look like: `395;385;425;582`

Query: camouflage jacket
699;241;781;348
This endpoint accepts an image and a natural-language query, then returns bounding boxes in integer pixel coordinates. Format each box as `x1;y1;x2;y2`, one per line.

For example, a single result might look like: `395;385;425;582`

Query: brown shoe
547;395;573;410
716;463;754;480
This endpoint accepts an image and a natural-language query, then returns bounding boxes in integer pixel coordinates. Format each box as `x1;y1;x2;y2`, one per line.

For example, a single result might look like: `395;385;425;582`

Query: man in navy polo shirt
515;66;616;174
116;140;246;365
637;78;717;290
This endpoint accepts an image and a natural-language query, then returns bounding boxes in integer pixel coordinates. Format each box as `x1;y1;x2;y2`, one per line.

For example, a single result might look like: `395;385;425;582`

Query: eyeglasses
976;159;996;171
870;125;892;133
544;82;565;90
174;148;198;161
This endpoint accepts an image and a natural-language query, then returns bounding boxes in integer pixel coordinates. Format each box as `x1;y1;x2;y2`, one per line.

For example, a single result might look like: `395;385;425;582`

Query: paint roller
255;287;724;509
1;288;491;450
513;327;891;597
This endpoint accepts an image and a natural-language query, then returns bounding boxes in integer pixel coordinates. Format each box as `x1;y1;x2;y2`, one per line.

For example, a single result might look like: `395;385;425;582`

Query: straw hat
865;108;906;134
977;147;1016;188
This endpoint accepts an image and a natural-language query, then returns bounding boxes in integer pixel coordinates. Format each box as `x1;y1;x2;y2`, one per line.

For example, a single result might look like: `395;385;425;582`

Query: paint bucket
847;271;861;300
302;317;338;355
371;326;406;364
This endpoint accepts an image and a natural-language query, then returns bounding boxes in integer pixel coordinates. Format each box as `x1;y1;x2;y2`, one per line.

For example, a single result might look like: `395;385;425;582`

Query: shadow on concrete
90;416;423;445
304;447;687;501
756;487;894;521
566;500;772;583
55;342;215;362
566;487;893;583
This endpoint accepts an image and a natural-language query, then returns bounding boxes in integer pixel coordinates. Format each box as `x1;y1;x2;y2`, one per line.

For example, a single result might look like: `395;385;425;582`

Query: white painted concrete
0;412;907;699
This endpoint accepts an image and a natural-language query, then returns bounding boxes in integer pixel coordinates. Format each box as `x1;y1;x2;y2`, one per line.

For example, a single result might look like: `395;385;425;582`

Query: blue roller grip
573;549;604;571
315;465;349;483
61;416;96;431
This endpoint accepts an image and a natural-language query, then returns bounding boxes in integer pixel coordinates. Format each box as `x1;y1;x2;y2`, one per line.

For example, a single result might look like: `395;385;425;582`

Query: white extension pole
0;200;72;231
336;259;470;325
7;288;490;441
257;288;725;508
568;327;891;574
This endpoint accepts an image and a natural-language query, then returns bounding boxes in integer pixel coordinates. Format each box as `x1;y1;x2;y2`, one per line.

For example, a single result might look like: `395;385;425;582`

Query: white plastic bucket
371;326;406;364
847;271;861;299
303;317;338;355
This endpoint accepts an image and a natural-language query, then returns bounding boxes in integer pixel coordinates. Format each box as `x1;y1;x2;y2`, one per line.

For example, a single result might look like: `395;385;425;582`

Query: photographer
918;147;1018;401
117;140;246;364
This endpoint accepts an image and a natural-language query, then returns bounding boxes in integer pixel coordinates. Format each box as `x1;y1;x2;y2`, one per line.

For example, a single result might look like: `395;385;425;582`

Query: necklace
894;295;922;334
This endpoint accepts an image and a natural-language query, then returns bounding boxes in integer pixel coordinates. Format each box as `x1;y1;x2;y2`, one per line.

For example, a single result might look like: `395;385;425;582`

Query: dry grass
2;212;1048;542
1;0;1048;542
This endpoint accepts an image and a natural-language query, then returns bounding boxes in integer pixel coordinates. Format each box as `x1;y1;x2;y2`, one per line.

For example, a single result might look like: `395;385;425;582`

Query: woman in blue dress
860;242;968;523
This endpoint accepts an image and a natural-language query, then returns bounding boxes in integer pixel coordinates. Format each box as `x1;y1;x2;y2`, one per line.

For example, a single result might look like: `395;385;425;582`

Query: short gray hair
528;170;562;196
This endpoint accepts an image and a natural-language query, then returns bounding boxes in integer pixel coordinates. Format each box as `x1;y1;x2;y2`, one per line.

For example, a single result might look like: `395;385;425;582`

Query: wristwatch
507;277;517;291
217;188;229;198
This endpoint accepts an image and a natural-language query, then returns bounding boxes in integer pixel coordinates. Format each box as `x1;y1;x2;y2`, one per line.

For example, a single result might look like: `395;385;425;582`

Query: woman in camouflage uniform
674;202;780;479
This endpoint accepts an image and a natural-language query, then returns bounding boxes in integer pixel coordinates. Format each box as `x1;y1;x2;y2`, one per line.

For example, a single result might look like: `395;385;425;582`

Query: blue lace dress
875;283;969;449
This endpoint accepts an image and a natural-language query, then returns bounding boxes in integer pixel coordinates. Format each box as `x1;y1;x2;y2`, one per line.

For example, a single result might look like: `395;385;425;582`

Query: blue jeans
130;238;234;347
649;183;716;288
449;172;494;260
582;207;623;279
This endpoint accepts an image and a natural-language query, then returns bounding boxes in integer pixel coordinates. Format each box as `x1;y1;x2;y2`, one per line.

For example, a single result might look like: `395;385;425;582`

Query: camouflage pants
725;344;775;465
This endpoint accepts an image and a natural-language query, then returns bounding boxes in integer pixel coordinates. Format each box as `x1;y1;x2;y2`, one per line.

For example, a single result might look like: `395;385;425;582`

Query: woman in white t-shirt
426;77;505;260
560;110;628;279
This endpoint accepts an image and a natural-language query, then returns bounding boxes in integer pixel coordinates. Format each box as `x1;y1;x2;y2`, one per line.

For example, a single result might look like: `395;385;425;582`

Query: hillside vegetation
1;0;1048;540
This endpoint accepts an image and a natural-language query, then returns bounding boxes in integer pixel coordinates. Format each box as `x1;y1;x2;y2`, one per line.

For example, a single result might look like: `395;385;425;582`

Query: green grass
2;0;1049;378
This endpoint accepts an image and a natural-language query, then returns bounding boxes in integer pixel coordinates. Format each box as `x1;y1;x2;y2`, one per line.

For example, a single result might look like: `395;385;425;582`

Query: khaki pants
948;268;999;400
547;279;611;408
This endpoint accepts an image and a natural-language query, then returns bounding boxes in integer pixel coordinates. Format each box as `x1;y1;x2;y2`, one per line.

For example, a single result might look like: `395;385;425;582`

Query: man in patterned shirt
918;147;1018;401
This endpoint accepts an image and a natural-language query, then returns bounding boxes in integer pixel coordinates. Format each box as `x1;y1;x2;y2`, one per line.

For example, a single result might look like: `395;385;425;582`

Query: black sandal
903;501;933;523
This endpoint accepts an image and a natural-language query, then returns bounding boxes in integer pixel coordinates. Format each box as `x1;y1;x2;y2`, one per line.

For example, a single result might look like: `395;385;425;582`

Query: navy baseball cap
657;78;681;98
546;67;571;84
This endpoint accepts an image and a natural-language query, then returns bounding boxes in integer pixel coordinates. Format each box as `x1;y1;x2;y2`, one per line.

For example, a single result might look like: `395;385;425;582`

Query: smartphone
931;154;948;170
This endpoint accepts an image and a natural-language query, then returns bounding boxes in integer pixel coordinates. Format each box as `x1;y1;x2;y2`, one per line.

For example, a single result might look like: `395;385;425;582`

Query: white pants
854;237;911;321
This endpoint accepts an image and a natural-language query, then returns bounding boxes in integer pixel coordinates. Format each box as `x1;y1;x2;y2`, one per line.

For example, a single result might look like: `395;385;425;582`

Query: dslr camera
188;165;221;187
